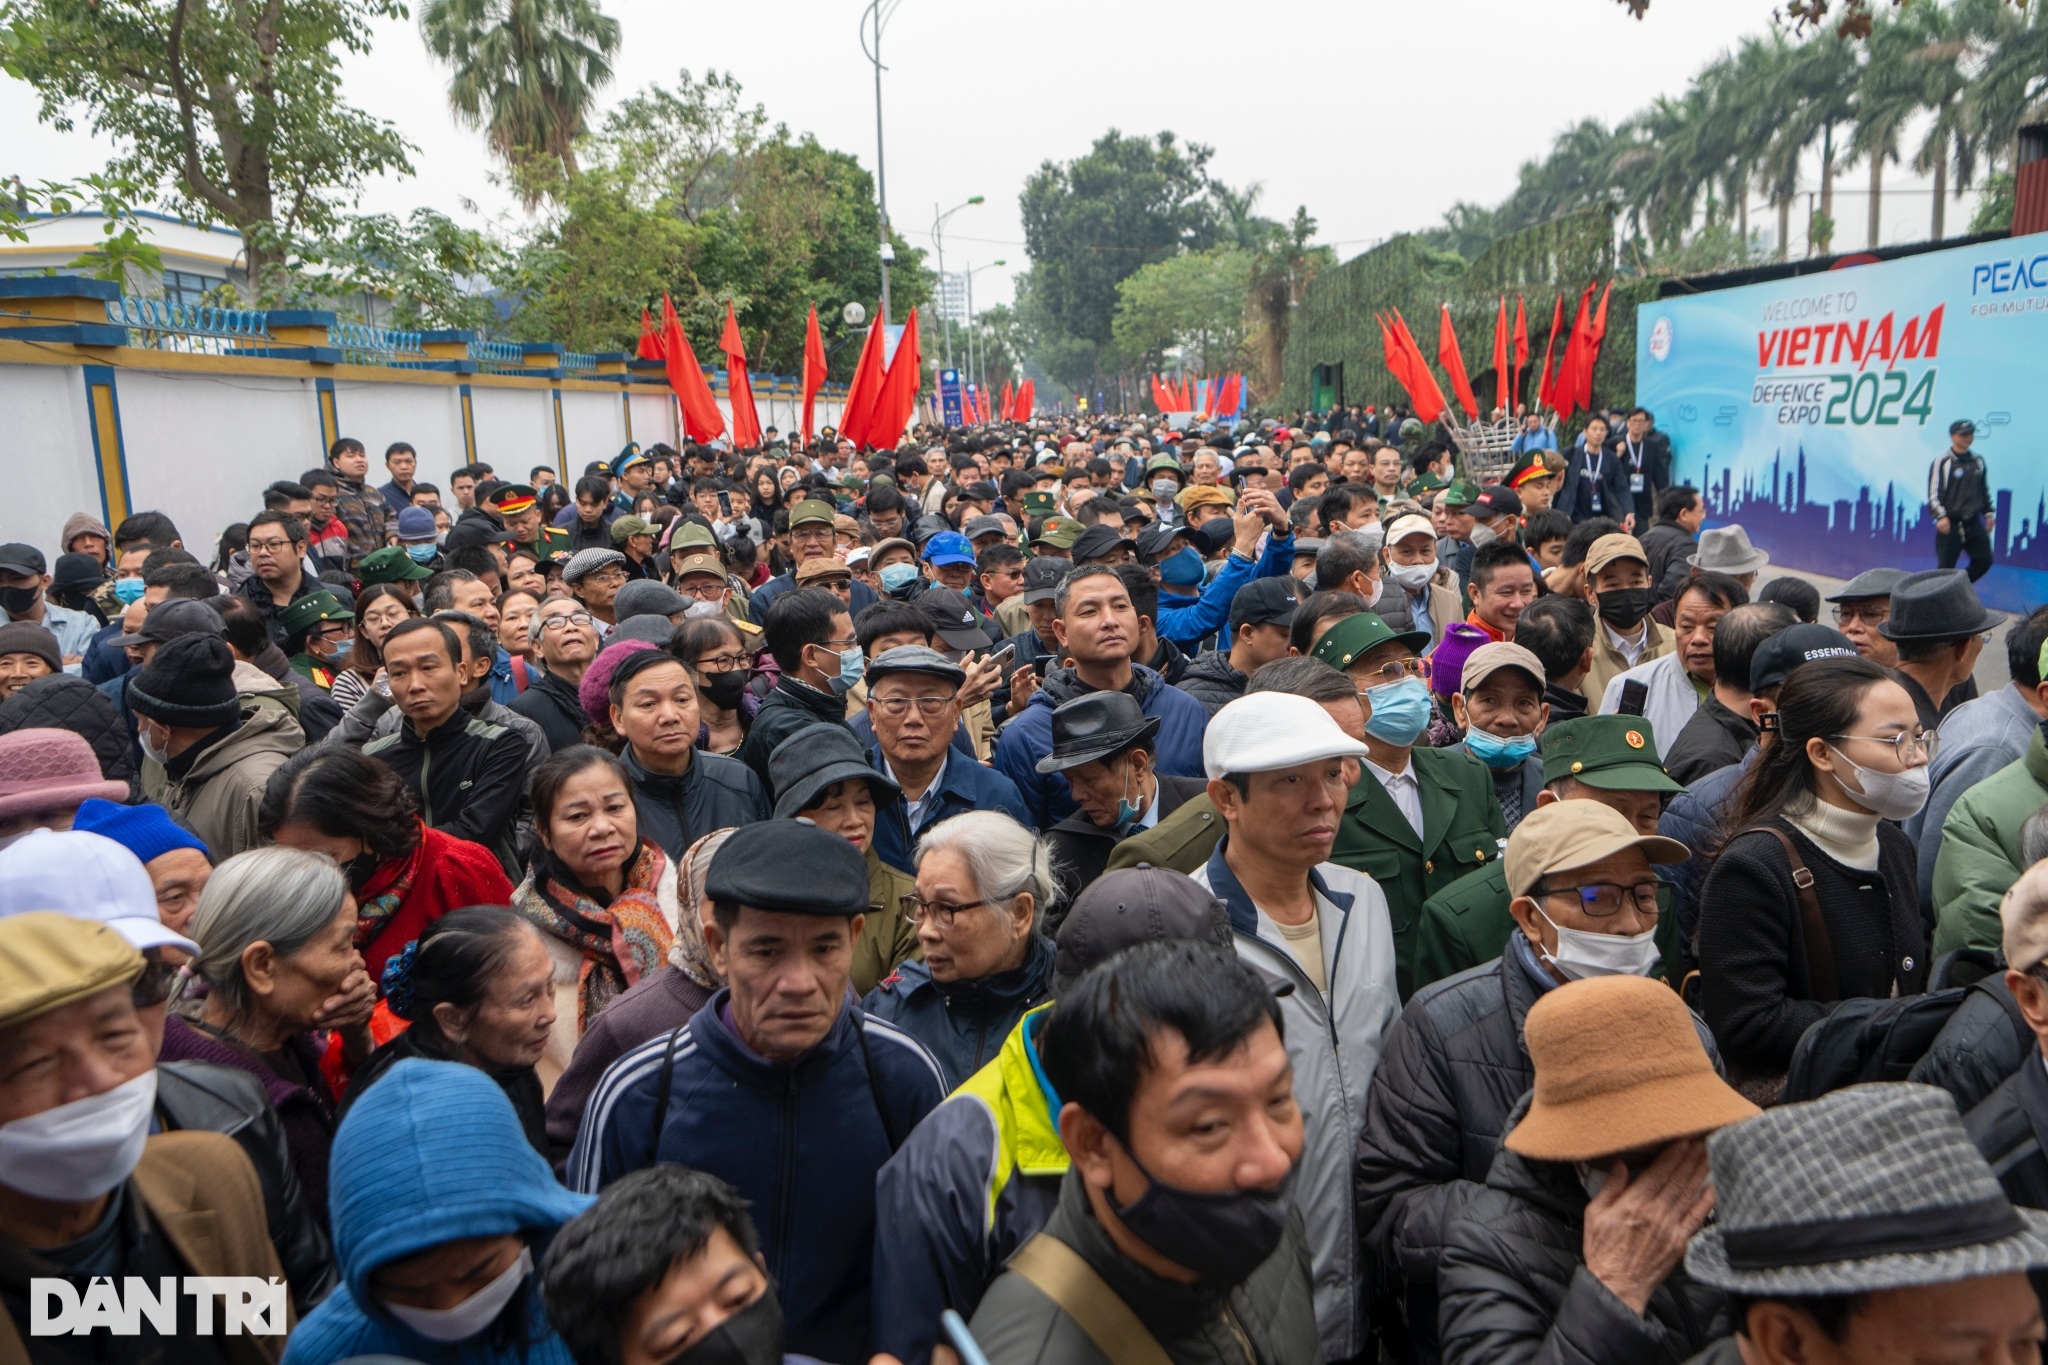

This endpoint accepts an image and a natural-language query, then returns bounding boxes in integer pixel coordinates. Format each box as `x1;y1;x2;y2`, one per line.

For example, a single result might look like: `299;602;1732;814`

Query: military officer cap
1538;716;1684;793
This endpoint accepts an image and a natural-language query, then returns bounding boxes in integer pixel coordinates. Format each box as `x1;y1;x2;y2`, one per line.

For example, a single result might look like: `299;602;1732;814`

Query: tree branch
164;0;243;223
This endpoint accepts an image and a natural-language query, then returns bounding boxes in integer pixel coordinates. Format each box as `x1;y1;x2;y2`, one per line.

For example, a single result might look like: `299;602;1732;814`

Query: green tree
420;0;620;198
1111;247;1248;371
304;207;507;330
0;0;414;297
1018;130;1223;388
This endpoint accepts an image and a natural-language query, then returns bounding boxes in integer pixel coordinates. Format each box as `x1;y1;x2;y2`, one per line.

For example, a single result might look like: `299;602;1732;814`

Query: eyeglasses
586;568;628;586
1355;656;1431;688
538;611;597;633
1534;881;1662;918
1832;730;1939;766
694;652;749;672
899;894;996;927
132;957;179;1009
1832;603;1888;626
870;694;954;717
677;581;727;601
246;538;295;555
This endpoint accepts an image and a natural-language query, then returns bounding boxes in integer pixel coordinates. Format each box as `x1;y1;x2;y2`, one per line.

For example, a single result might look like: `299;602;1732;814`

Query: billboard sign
1634;232;2048;611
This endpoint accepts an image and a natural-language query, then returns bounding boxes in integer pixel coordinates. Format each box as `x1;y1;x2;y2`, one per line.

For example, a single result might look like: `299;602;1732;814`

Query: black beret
705;819;869;917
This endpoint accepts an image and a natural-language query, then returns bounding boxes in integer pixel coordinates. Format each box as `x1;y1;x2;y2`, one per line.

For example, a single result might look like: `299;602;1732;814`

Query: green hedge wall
1283;205;1657;424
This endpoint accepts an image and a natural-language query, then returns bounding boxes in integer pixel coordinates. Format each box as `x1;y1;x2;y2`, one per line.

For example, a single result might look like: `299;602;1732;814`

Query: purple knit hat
579;639;658;723
1429;623;1492;700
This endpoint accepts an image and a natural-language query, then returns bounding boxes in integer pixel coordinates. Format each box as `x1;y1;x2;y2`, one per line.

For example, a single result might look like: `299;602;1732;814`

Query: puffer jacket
0;671;137;793
993;664;1210;828
1193;840;1400;1362
328;473;388;563
157;1059;337;1314
1437;1097;1727;1365
1933;728;2048;956
1175;647;1248;716
364;705;531;881
1357;940;1721;1360
872;1005;1065;1365
968;1168;1321;1365
862;933;1055;1089
142;702;304;860
618;744;769;861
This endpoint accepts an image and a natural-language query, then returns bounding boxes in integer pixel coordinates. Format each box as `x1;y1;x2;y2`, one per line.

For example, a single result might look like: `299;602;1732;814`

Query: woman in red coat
259;744;515;982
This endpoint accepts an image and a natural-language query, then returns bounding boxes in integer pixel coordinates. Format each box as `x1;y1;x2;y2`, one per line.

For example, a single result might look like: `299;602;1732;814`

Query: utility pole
931;196;984;372
862;0;897;326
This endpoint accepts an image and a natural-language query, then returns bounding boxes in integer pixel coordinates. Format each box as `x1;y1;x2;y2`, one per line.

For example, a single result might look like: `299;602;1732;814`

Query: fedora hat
1686;524;1769;575
1876;567;2005;641
1504;974;1758;1163
1035;692;1160;775
1688;1083;2048;1296
769;722;900;820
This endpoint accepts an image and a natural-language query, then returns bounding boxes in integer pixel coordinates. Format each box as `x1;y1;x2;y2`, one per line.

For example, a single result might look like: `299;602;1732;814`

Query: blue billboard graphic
1635;232;2048;612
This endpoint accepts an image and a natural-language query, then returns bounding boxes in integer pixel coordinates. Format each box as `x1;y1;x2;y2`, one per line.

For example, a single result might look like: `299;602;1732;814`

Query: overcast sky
2;0;1974;305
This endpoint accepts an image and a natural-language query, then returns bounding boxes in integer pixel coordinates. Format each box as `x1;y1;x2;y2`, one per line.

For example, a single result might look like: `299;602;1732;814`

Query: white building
0;208;246;302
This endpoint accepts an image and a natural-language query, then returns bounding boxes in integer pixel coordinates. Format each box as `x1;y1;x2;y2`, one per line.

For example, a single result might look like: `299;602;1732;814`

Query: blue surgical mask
1113;764;1144;833
1465;725;1537;770
1363;676;1432;747
404;543;437;563
878;563;920;593
834;644;865;693
1151;478;1180;500
1157;547;1204;587
112;576;146;605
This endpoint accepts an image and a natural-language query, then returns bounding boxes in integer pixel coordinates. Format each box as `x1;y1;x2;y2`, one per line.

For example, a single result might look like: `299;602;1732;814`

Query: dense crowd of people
1;405;2045;1365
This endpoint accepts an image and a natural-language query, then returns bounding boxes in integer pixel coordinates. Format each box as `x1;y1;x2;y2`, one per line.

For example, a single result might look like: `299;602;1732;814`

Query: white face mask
1390;562;1436;594
0;1069;157;1201
1536;908;1661;980
138;720;169;767
383;1245;532;1343
1827;747;1931;822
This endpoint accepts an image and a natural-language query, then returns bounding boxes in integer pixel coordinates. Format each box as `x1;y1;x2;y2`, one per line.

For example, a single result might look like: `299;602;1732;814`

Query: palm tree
421;0;623;200
1849;10;1926;249
1906;0;1989;242
1765;28;1858;255
1964;0;2048;184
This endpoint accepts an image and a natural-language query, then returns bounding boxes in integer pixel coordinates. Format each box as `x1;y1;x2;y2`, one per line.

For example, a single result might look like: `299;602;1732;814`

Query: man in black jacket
364;618;530;879
1637;486;1703;604
1176;577;1299;716
737;587;857;798
603;649;767;860
1929;418;1995;582
1615;408;1672;533
1039;693;1208;907
1662;602;1794;786
1967;860;2048;1243
510;595;599;752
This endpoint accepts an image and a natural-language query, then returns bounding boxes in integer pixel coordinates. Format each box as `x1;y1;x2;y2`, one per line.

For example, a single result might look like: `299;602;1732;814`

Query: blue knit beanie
71;799;210;865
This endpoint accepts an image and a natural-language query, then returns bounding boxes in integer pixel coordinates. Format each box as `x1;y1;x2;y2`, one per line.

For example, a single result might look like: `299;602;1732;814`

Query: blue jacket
992;664;1210;829
1155;534;1295;654
488;646;520;706
750;571;880;623
283;1058;591;1365
871;1005;1065;1365
566;991;948;1364
868;744;1035;874
862;933;1055;1089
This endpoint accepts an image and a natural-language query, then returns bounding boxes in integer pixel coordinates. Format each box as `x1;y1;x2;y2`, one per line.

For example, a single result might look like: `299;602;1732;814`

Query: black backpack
1782;948;2026;1103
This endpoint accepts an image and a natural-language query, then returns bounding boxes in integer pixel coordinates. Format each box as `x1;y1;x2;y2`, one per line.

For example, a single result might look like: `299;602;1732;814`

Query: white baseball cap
0;828;199;954
1202;692;1369;780
1384;513;1437;547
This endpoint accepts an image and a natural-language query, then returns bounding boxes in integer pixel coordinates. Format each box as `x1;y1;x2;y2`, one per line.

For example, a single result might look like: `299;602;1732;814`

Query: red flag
1492;298;1510;414
1512;296;1530;408
660;295;725;442
1219;372;1241;417
1552;283;1597;421
839;318;887;448
1014;378;1034;421
999;380;1013;424
869;309;923;449
1438;306;1479;421
800;305;828;440
1382;310;1446;425
1579;280;1613;412
636;307;663;361
1535;294;1565;412
719;302;763;450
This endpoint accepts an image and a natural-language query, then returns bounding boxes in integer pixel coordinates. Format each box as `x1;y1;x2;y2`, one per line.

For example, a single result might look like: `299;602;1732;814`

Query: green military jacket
1330;744;1506;1001
1103;794;1223;876
521;525;573;560
1413;857;1684;995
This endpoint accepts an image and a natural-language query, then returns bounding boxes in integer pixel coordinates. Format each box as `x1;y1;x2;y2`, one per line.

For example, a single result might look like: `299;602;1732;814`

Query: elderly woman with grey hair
162;846;373;1227
861;809;1060;1087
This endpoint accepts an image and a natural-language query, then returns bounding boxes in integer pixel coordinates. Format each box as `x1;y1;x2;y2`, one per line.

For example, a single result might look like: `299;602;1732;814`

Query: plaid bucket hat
1687;1083;2048;1296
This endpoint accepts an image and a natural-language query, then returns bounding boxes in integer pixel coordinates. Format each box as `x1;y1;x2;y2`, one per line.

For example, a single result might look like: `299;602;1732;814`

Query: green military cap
1309;612;1430;670
610;514;656;545
666;521;718;553
789;499;838;529
1539;716;1685;793
1143;454;1185;479
1035;515;1085;550
1437;479;1482;509
1406;470;1450;498
356;545;433;585
840;472;868;493
1019;490;1058;518
280;590;353;635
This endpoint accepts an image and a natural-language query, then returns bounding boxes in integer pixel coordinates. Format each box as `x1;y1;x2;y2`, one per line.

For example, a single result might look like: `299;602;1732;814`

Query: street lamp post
861;0;902;326
961;258;1004;401
931;196;983;371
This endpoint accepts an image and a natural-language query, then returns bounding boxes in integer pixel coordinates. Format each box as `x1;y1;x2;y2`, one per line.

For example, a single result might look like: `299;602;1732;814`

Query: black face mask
699;668;749;712
1595;588;1652;631
0;585;39;616
1108;1146;1291;1288
661;1284;783;1365
343;849;383;892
